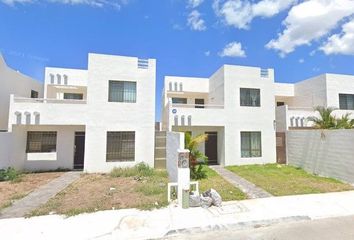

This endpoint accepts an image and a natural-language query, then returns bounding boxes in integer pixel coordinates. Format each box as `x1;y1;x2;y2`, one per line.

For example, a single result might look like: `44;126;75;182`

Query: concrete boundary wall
287;129;354;183
166;132;184;182
0;132;12;169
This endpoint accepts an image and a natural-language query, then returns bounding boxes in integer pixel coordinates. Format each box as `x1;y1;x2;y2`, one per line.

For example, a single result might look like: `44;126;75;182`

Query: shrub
190;164;207;180
0;168;21;182
110;162;155;178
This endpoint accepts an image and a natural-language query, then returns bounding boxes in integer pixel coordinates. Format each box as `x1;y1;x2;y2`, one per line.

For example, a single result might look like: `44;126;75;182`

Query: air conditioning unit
178;151;189;168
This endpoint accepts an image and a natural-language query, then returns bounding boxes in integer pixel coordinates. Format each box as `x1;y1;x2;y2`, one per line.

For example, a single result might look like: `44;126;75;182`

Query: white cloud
204;50;211;56
213;0;296;29
1;0;128;8
266;0;354;56
187;10;207;31
188;0;203;8
298;58;304;63
219;41;246;57
320;18;354;55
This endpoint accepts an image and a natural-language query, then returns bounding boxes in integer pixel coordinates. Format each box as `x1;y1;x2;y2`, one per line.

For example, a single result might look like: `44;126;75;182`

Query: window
277;102;285;106
106;131;135;162
50;74;54;84
26;131;57;153
57;74;61;85
195;99;204;108
339;94;354;110
108;81;136;103
64;93;83;100
172;98;187;104
31;90;39;98
240;88;260;107
63;75;68;85
241;132;262;158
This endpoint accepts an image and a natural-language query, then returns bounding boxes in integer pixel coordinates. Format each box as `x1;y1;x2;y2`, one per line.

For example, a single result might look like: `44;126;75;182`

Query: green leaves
308;106;354;129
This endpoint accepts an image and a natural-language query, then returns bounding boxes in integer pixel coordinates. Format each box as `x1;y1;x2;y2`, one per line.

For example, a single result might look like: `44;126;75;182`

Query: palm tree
184;132;208;180
336;113;354;129
307;106;337;129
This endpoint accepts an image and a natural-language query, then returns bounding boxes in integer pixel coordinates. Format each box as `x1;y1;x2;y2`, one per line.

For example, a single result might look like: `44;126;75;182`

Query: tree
336;113;354;129
184;132;208;180
307;106;337;129
307;106;354;129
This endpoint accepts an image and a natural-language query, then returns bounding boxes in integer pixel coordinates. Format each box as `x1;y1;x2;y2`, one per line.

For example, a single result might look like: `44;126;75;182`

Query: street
167;215;354;240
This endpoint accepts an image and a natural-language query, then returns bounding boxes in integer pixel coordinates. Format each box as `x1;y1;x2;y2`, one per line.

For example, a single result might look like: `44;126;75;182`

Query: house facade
3;53;156;172
161;65;277;166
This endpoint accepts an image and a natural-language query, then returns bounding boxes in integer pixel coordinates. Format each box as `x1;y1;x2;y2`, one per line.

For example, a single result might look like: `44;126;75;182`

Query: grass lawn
0;172;64;210
226;164;354;196
199;166;247;201
30;164;246;217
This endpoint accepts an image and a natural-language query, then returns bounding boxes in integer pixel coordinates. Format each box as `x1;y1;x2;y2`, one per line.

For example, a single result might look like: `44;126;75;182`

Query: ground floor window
241;131;262;158
106;131;135;162
64;93;84;100
26;131;57;153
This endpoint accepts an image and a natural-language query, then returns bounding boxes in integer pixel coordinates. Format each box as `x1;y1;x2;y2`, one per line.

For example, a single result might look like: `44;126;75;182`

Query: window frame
240;131;262;158
26;131;57;153
63;93;84;100
106;131;135;162
31;90;39;99
108;80;137;103
172;98;187;104
240;88;261;107
339;93;354;110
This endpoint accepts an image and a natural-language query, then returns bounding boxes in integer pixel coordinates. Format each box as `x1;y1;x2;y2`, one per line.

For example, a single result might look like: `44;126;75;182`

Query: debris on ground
189;188;222;208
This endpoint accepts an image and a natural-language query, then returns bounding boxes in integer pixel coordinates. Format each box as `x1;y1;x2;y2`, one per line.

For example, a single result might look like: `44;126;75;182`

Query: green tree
308;106;354;129
184;132;208;180
307;106;337;129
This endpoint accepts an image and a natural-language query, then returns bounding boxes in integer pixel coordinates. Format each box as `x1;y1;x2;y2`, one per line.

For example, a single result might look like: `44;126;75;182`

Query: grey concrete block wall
287;129;354;183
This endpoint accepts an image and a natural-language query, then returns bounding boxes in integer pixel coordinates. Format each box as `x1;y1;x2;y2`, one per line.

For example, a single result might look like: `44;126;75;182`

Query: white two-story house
161;65;277;166
4;53;156;172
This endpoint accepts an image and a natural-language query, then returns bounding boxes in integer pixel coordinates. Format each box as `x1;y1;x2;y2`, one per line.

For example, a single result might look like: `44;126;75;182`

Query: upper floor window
26;131;57;153
106;131;135;162
339;94;354;110
31;90;39;99
108;81;136;103
241;131;262;158
172;98;187;104
64;93;83;100
240;88;260;107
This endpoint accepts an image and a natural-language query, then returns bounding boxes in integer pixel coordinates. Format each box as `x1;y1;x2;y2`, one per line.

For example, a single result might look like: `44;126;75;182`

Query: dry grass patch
30;168;169;217
0;172;64;210
227;164;354;196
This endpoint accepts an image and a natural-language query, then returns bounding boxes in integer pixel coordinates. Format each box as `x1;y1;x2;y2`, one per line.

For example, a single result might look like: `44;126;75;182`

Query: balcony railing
13;97;87;104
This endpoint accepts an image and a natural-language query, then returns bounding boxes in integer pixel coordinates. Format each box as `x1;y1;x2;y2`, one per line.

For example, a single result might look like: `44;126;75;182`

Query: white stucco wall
166;131;184;182
287;129;354;183
83;53;156;172
0;55;43;130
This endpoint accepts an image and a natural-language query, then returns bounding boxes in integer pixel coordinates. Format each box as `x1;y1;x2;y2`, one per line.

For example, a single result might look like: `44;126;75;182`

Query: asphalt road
167;215;354;240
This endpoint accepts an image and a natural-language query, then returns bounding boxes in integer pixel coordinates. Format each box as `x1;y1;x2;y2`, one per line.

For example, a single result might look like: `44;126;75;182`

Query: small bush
191;164;207;180
110;163;155;178
0;168;21;182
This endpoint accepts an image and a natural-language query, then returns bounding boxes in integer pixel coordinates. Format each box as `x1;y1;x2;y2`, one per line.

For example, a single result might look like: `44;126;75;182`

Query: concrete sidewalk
1;191;354;240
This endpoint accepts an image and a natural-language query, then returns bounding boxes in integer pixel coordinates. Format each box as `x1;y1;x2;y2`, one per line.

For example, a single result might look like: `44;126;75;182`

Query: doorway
205;132;218;165
74;132;85;170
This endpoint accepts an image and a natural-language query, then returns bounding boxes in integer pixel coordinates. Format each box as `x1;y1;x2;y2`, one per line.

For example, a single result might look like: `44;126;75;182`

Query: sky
1;0;354;120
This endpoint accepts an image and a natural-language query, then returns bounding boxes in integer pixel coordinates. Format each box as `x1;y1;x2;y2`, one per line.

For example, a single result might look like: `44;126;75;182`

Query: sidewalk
1;190;354;240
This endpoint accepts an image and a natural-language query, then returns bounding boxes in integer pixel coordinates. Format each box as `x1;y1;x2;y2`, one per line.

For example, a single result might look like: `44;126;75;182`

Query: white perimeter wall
287;130;354;183
166;132;184;182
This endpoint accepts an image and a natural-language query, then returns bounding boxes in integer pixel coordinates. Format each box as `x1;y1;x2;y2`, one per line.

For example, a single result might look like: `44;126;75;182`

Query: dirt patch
0;172;64;210
31;172;169;216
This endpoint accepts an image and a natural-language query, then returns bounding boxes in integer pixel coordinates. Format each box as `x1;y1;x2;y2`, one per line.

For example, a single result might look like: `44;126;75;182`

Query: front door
276;132;286;164
74;132;85;170
205;132;217;165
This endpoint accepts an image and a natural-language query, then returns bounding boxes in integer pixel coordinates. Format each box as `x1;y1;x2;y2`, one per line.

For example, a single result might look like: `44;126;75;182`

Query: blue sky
1;0;354;120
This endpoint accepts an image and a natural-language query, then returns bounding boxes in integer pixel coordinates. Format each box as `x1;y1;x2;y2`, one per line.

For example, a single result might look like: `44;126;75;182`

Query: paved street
168;215;354;240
